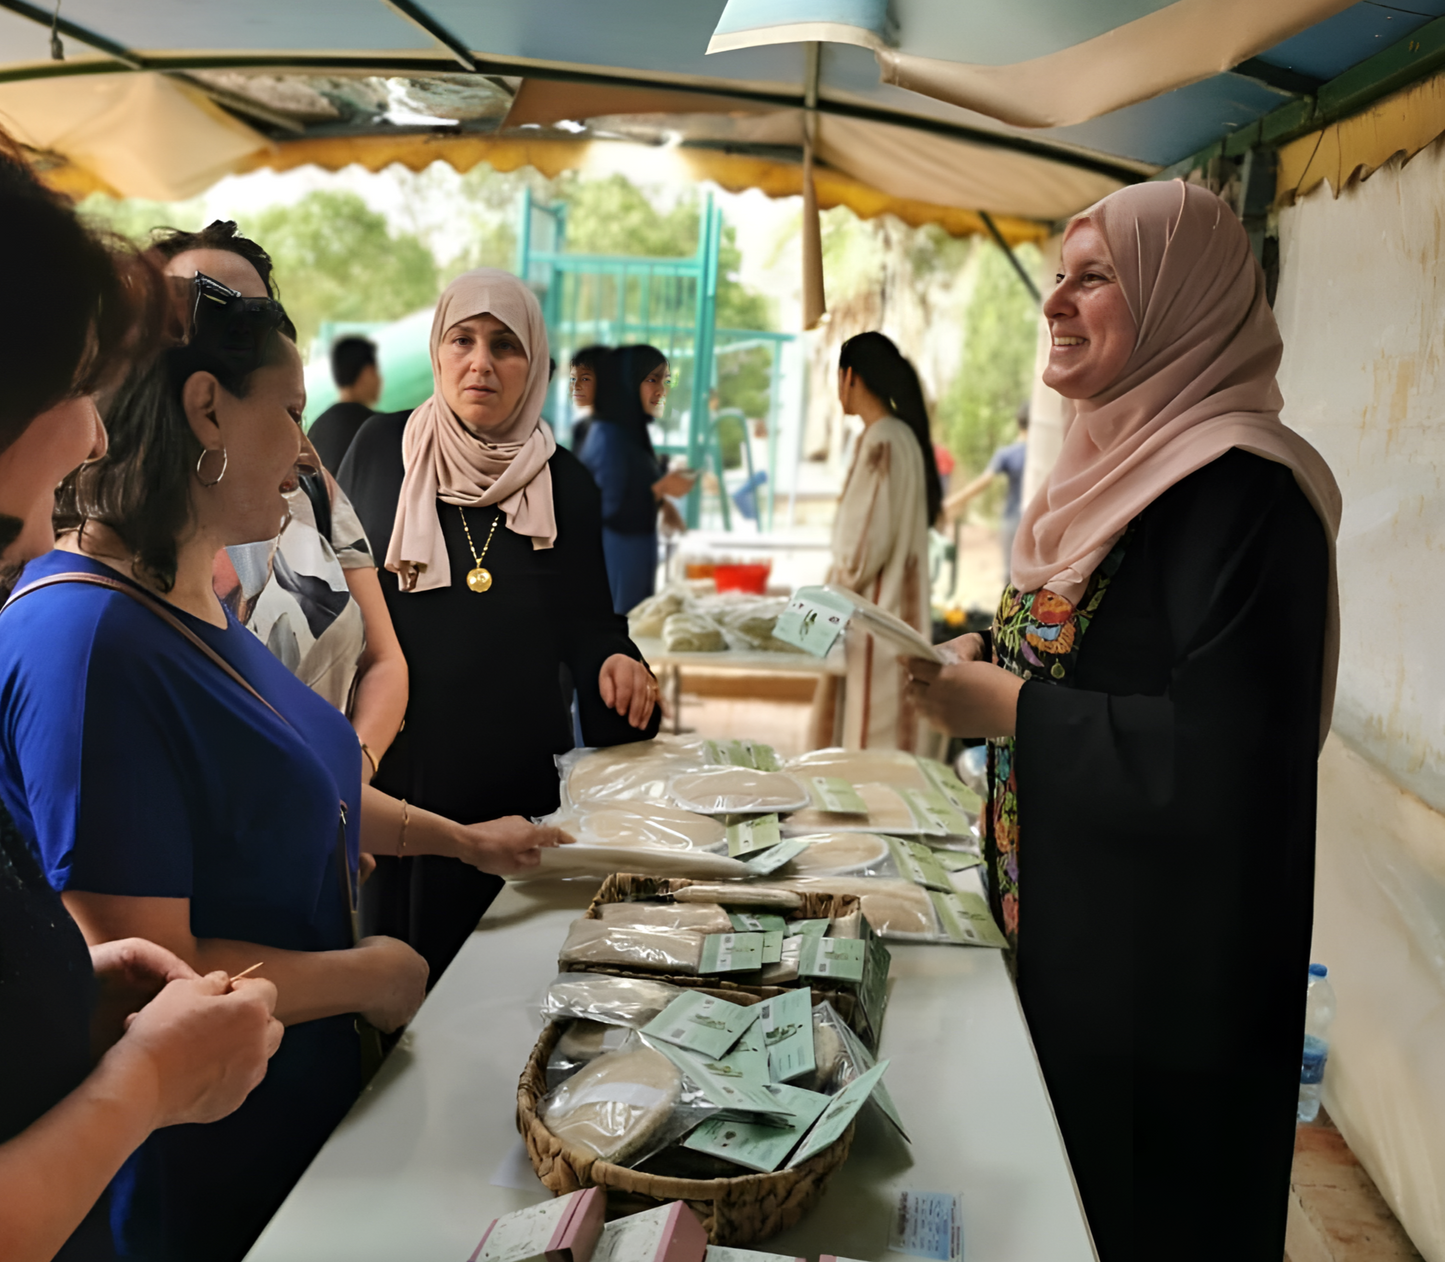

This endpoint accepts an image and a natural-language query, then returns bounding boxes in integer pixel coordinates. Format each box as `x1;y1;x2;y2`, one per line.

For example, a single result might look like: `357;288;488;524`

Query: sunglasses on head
190;272;296;345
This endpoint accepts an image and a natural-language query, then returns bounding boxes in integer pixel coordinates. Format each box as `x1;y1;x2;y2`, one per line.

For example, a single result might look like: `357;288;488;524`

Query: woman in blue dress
580;344;695;614
0;272;557;1261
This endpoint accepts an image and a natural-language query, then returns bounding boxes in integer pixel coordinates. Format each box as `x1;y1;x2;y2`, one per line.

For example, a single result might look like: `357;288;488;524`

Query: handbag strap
2;571;362;936
3;571;289;727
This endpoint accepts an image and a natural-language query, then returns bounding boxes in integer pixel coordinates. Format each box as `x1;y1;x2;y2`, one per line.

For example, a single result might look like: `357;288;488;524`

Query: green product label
640;990;762;1059
705;739;782;771
786;1060;890;1168
919;758;983;815
652;1040;794;1122
683;1082;829;1173
933;847;984;872
929;889;1008;948
757;986;816;1083
761;929;784;965
699;932;765;974
857;934;891;1042
892;786;947;836
773;588;854;657
809;776;868;815
797;934;866;983
885;836;954;892
829;1011;908;1140
727;910;788;934
726;815;782;858
714;1018;770;1084
784;918;830;938
742;836;810;876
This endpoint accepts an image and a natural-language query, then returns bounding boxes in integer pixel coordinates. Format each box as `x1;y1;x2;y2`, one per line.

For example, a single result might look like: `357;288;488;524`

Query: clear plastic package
558;918;704;974
596;900;735;935
538;1033;719;1166
561;736;711;806
545;801;726;852
669;768;811;815
775;832;893;876
522;840;749;882
781;781;932;836
542;973;684;1029
661;610;727;653
784;748;932;792
546;1019;634;1089
671;883;803;911
627;587;687;638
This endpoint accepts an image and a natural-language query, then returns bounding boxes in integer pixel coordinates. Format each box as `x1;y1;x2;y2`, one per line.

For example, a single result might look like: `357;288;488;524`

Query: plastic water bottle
1298;963;1336;1124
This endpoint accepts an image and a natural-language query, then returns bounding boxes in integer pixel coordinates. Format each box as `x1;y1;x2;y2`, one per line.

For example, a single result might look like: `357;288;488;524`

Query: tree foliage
242;191;439;350
559;175;776;424
937;242;1040;515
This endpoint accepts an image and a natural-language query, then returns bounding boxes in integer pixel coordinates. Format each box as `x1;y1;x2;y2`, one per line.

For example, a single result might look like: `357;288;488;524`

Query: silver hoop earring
196;447;228;487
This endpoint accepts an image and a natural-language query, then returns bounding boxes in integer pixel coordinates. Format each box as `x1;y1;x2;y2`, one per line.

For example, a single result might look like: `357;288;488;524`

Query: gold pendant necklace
458;505;501;593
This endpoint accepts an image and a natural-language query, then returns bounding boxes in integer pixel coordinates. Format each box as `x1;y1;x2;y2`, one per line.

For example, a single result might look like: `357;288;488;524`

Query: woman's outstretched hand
906;634;1023;739
449;816;574;876
599;654;659;729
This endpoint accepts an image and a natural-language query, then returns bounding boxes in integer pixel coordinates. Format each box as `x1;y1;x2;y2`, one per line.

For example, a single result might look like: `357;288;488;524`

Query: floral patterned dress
985;530;1133;949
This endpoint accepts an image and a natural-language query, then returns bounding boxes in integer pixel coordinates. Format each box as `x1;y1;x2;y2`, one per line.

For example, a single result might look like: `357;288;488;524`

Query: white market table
244;879;1098;1262
631;636;846;740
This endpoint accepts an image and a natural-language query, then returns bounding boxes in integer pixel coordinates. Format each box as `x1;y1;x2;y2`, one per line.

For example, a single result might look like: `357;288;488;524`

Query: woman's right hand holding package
111;972;283;1128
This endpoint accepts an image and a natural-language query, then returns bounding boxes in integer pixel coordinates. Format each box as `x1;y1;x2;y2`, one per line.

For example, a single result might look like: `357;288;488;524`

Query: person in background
811;331;944;754
150;225;408;780
0;144;281;1262
906;181;1340;1261
308;336;382;475
339;271;661;981
567;342;608;456
581;344;695;615
943;402;1028;583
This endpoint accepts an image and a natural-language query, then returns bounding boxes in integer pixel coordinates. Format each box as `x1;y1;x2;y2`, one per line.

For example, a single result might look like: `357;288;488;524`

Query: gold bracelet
359;743;379;778
398;799;410;856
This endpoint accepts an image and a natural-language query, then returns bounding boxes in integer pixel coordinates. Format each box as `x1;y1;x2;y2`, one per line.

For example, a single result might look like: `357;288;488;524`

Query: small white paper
488;1139;549;1193
887;1190;964;1261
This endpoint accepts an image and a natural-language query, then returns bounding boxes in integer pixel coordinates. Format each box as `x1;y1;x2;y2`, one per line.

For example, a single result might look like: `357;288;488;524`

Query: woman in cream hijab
340;270;660;980
908;182;1340;1261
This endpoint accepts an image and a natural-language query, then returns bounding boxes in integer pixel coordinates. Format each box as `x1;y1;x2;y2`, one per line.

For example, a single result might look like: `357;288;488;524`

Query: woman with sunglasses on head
340;271;662;981
0;259;493;1259
146;221;409;785
0;143;282;1262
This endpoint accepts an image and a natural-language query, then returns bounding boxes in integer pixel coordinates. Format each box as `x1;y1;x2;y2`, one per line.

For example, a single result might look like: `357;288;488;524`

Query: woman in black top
340;270;661;979
0;141;280;1262
907;183;1340;1261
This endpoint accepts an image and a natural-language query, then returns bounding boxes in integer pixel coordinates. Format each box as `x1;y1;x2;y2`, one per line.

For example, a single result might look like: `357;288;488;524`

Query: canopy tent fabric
0;0;1438;230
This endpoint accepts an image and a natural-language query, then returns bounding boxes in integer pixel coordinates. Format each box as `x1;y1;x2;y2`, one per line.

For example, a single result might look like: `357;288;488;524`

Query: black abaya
1002;449;1328;1261
339;411;660;978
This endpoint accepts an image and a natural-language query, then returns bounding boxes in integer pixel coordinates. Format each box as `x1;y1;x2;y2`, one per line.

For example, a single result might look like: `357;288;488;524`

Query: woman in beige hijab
908;182;1340;1262
339;269;660;980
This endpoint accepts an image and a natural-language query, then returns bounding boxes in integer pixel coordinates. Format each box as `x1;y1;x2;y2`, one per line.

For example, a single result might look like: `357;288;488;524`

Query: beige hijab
385;269;556;592
1012;180;1342;737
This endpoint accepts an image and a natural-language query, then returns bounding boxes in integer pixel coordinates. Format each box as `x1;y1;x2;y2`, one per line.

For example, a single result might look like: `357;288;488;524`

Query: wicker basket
517;1018;856;1244
564;873;877;1046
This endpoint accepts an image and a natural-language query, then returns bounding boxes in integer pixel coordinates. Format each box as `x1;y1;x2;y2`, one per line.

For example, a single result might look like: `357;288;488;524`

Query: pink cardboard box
469;1187;606;1262
591;1201;708;1262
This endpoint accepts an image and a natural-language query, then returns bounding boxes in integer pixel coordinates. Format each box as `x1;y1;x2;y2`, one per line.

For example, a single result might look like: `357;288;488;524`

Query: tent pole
979;210;1041;305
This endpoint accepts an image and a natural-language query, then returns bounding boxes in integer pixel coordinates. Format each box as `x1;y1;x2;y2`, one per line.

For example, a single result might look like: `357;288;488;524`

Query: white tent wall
1271;142;1445;1261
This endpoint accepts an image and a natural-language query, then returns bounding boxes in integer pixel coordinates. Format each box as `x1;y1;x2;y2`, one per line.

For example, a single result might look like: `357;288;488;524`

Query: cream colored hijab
385;269;557;592
1012;180;1342;737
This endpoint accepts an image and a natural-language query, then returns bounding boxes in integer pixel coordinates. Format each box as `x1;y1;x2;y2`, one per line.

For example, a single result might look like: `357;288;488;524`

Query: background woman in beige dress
812;332;944;751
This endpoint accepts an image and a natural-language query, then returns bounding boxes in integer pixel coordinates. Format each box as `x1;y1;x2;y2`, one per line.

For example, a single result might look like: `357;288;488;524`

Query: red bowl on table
713;562;771;594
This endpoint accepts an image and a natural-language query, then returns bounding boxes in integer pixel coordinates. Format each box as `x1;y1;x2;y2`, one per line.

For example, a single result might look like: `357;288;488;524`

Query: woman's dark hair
594;344;667;443
56;259;295;592
839;331;944;524
0;137;163;461
570;343;610;373
148;220;279;299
